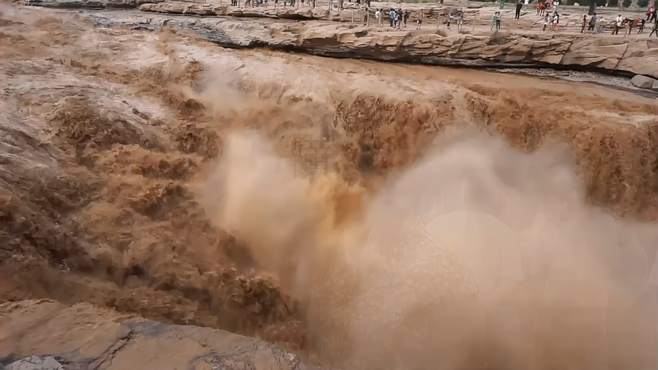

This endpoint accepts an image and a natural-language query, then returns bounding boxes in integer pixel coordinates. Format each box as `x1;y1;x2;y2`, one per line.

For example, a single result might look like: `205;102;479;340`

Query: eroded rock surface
26;0;162;8
139;1;328;18
0;300;309;370
79;9;658;79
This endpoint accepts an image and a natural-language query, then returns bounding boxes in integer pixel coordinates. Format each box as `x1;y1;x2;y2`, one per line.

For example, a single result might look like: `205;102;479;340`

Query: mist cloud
201;122;658;370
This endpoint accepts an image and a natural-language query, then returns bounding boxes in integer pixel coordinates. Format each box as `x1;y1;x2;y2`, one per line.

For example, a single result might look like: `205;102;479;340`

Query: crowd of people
374;8;410;28
578;10;657;36
372;1;658;37
229;0;658;38
530;0;657;37
372;7;467;31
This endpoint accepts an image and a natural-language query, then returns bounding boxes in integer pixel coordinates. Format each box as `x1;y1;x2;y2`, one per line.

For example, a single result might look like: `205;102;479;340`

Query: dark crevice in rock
90;328;135;370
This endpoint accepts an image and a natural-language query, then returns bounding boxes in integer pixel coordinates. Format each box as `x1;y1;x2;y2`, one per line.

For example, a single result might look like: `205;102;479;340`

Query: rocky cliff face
26;0;162;8
21;0;658;79
79;7;658;79
0;300;312;370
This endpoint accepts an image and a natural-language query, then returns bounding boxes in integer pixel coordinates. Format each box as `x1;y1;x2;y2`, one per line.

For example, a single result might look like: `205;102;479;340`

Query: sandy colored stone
630;74;656;89
0;300;306;370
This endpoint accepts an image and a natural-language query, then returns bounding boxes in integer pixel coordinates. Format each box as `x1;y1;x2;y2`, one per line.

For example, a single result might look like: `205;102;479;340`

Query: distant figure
647;6;655;21
612;14;623;35
580;14;587;32
638;18;645;33
457;9;465;31
492;11;501;31
389;8;395;27
551;11;559;31
650;17;658;37
627;17;637;35
588;12;597;31
543;12;550;30
651;8;657;22
375;9;382;27
416;17;422;29
499;0;506;9
597;16;605;33
404;10;410;28
515;0;523;19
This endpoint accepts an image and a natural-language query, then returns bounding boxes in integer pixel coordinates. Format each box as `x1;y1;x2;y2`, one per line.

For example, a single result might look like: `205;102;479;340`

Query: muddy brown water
1;3;658;369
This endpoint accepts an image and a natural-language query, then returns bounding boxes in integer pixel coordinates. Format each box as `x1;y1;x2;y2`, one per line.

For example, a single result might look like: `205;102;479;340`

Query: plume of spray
201;129;658;370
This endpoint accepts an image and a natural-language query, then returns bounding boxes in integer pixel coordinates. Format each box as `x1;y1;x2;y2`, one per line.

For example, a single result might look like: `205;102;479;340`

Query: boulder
630;74;656;89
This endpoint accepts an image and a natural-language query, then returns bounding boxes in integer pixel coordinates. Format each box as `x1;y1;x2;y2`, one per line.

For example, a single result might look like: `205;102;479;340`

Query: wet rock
4;356;64;370
630;74;657;89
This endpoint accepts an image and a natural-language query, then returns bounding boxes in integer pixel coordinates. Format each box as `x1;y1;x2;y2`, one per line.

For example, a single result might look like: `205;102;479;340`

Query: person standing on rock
650;17;658;37
404;10;410;28
581;14;587;32
551;11;559;31
416;16;422;30
457;9;464;31
587;12;597;31
627;17;637;35
389;8;395;27
375;9;382;27
612;14;623;35
639;18;646;33
492;11;501;31
515;0;523;19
